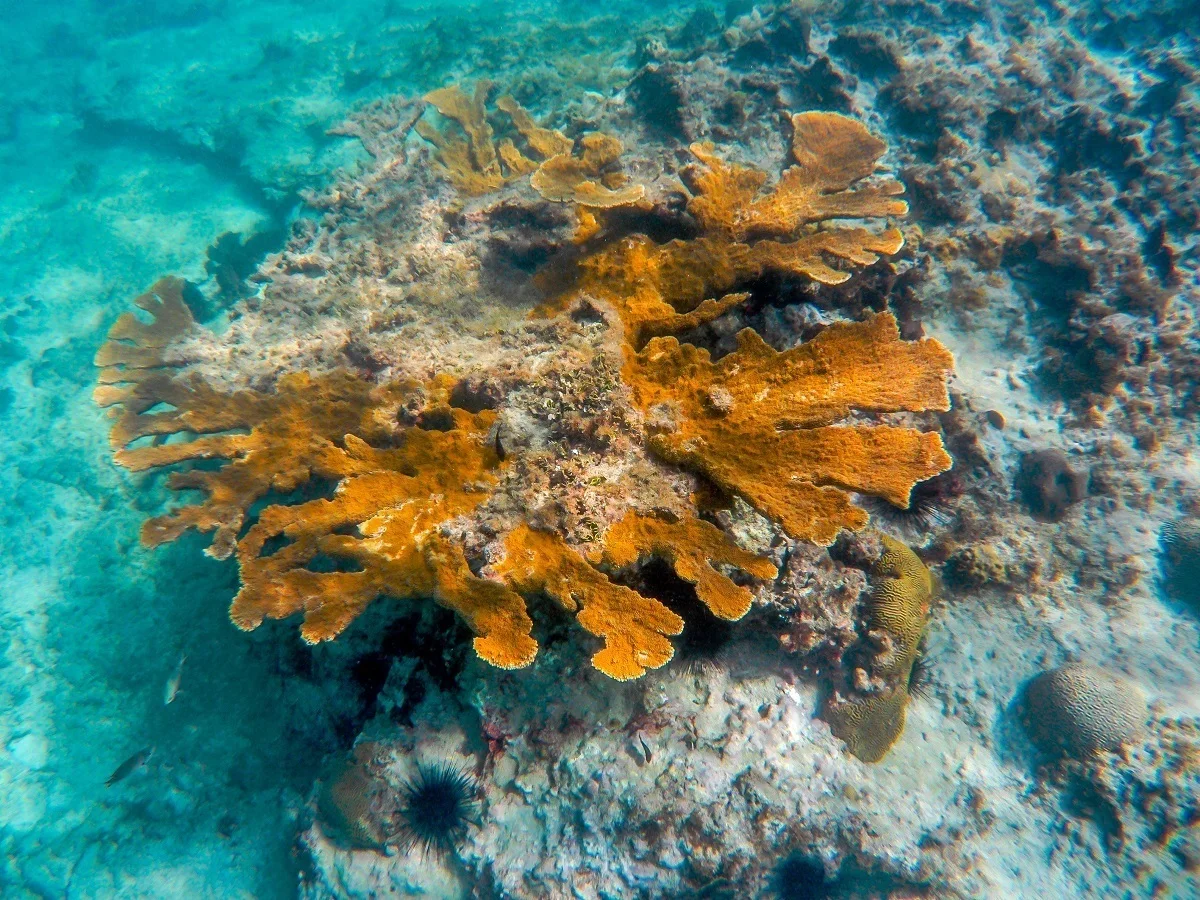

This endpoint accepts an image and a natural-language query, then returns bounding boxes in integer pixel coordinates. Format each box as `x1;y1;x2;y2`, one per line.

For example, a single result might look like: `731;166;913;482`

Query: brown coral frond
422;82;503;188
105;368;410;559
628;314;953;545
748;229;905;286
554;229;905;346
531;155;648;208
495;95;573;159
601;512;777;620
93;277;195;405
635;293;752;342
529;132;647;209
789;111;891;191
496;525;684;680
495;139;540;176
228;415;538;664
685;114;907;242
418;86;646;209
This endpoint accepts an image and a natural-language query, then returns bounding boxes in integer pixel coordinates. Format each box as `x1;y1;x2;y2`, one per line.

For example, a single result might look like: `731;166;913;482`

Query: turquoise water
1;3;684;894
2;1;1198;897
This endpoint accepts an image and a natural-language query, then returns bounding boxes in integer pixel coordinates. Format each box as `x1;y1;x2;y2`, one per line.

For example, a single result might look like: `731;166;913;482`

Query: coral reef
96;300;775;676
96;103;954;684
546;117;953;545
1020;663;1149;759
68;4;1200;898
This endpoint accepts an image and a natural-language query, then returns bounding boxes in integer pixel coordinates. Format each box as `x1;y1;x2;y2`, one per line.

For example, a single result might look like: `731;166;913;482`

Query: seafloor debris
1020;663;1149;760
1015;448;1090;523
95;109;951;681
822;535;935;762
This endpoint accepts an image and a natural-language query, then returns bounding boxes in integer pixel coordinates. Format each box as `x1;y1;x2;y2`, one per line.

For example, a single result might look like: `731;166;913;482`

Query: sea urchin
391;761;480;856
908;646;936;701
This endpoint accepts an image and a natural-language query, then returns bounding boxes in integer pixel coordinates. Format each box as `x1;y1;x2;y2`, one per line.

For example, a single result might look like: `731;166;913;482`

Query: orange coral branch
96;109;952;681
417;83;646;213
539;113;951;544
628;314;952;544
93;277;194;407
419;82;507;193
495;95;572;159
495;525;684;680
685;112;907;241
600;512;776;620
228;415;537;663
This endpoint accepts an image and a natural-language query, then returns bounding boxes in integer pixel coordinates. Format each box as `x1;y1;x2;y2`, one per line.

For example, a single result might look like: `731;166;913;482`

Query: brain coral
1020;663;1148;759
823;535;934;762
1161;518;1200;606
95;102;952;680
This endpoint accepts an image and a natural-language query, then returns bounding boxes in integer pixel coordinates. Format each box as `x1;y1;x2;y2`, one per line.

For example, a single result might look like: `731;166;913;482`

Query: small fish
164;652;187;705
105;746;153;787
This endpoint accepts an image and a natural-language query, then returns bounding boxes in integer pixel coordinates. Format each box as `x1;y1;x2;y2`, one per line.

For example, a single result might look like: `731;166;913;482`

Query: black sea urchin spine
391;761;480;857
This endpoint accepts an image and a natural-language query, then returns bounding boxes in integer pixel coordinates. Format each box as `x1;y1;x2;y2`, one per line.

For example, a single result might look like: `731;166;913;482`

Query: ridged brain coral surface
823;536;934;762
1021;663;1148;759
94;109;952;679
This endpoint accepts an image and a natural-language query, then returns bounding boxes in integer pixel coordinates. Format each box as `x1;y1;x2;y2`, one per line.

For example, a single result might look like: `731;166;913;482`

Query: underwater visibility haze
2;0;1199;897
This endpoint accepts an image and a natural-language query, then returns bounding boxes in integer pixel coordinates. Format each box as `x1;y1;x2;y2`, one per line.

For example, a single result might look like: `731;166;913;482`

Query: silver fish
164;653;187;705
105;746;153;787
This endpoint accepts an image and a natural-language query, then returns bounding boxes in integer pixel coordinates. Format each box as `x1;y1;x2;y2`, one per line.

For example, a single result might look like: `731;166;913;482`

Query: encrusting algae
94;101;953;684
